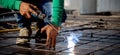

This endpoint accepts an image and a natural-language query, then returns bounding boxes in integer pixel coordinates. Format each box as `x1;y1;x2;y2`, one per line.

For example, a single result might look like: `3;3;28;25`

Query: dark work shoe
35;30;47;44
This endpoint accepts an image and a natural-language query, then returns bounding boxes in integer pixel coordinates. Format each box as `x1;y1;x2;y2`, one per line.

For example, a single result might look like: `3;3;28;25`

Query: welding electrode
31;12;58;33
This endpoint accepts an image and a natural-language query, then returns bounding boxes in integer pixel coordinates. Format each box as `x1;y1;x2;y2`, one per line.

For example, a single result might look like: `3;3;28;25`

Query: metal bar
0;28;20;33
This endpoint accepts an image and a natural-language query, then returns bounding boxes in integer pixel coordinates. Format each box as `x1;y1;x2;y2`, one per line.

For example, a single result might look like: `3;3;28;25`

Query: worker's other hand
20;2;39;18
41;25;58;49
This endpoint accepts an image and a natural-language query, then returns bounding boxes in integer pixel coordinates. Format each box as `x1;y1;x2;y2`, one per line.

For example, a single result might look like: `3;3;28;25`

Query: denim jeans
17;2;66;28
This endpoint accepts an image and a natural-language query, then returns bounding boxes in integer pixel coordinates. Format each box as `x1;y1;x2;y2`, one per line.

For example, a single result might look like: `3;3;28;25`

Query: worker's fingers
29;8;37;16
26;12;31;18
46;30;51;46
30;4;39;10
19;8;24;16
51;30;58;37
51;33;56;48
41;26;47;33
50;29;57;48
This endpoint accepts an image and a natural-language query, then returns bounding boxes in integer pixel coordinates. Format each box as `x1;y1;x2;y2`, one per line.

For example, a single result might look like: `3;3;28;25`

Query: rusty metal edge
0;28;20;33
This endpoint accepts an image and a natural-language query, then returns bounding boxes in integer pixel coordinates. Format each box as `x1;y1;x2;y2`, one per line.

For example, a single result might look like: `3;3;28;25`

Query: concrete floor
0;15;120;55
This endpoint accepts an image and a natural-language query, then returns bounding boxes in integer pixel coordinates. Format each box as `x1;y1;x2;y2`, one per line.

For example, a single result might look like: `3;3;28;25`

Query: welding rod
32;12;58;33
48;22;58;33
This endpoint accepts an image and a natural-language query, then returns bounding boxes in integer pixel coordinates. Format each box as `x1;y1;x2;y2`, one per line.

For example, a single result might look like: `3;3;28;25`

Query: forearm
0;0;22;10
51;0;64;27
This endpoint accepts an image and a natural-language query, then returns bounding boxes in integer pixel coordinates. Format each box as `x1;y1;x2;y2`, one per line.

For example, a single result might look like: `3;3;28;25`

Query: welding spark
67;32;82;51
66;32;82;55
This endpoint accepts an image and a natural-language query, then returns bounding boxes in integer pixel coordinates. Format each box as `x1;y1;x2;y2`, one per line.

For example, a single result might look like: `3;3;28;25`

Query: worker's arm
41;0;64;49
51;0;64;27
0;0;22;10
0;0;38;18
42;0;64;31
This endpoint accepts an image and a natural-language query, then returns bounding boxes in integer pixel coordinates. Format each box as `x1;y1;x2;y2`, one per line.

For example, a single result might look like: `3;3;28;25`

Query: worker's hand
20;2;39;18
41;25;59;49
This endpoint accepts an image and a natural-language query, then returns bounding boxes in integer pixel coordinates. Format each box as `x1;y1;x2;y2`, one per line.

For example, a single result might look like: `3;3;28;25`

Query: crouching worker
16;0;53;45
16;0;66;49
0;0;65;49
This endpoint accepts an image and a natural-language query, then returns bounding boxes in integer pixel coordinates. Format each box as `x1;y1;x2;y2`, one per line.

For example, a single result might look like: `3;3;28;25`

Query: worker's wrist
48;22;59;29
50;20;61;27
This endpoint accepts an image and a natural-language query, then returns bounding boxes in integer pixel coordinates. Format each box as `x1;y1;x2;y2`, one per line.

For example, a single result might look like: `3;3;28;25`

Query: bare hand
41;25;58;49
20;2;39;18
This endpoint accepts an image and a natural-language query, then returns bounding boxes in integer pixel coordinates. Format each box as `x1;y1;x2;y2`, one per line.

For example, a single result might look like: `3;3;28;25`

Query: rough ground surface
0;15;120;55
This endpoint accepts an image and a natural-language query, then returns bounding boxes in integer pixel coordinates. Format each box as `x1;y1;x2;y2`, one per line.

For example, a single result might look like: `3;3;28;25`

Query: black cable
0;11;19;16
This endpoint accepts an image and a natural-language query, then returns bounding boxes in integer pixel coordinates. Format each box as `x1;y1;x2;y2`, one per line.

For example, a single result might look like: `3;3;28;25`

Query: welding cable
0;11;19;16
